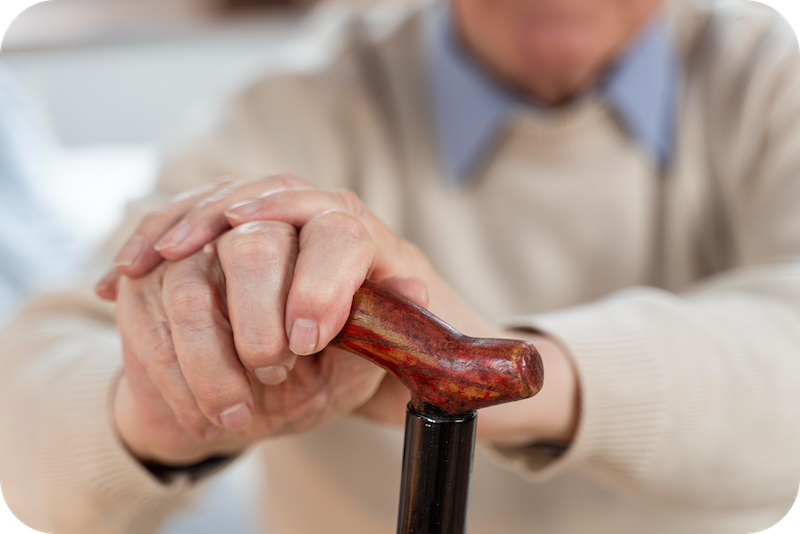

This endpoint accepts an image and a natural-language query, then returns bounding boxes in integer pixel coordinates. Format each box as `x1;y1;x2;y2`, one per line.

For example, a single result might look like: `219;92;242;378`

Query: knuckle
221;222;296;264
229;234;281;263
312;210;369;242
232;220;294;238
165;282;216;321
334;189;366;216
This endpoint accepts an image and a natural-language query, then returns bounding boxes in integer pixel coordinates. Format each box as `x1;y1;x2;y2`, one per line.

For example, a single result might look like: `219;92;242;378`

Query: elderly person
2;0;800;532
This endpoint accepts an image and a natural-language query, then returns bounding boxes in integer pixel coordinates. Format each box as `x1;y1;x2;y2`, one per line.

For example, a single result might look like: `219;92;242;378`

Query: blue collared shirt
425;3;681;185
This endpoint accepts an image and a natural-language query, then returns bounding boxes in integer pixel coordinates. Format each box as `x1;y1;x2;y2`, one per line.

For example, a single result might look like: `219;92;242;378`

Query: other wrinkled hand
114;221;433;464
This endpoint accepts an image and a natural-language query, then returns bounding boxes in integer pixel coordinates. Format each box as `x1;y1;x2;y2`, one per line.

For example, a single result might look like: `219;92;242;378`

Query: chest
401;109;665;318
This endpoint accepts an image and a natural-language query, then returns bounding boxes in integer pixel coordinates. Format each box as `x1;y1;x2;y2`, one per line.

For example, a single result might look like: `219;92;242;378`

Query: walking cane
332;280;544;534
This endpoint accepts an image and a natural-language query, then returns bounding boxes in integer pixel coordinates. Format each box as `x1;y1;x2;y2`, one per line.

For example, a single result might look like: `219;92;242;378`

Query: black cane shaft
332;282;543;533
397;404;477;534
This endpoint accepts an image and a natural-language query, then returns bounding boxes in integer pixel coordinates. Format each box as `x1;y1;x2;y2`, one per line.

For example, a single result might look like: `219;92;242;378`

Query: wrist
113;374;239;466
476;332;580;448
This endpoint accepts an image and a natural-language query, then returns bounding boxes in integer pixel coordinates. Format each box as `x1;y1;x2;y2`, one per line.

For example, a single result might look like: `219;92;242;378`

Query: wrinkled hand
109;174;445;464
106;174;579;463
114;221;432;465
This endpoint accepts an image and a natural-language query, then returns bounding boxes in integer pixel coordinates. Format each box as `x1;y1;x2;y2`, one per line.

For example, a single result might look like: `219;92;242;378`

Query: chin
510;29;608;94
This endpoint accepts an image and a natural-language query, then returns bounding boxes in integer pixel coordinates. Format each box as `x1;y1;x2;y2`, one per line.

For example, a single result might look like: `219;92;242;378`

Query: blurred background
1;1;798;533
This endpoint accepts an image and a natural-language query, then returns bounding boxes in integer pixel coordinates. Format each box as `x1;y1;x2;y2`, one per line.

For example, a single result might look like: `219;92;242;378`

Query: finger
154;173;312;262
114;182;226;278
226;189;412;281
225;188;368;231
163;247;255;431
217;221;299;385
285;210;378;355
95;269;121;301
117;274;220;439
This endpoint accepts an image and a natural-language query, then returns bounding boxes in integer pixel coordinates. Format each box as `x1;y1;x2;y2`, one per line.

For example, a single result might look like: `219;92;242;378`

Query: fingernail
205;426;224;441
220;403;252;430
225;199;261;220
94;270;117;293
113;236;145;267
155;221;192;251
254;365;289;385
289;318;319;355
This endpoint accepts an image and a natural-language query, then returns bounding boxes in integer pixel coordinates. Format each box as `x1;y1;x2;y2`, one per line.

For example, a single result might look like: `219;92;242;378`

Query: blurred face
453;0;663;104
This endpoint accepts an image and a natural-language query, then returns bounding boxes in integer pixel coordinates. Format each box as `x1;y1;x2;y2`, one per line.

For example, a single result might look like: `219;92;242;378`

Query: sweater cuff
141;455;236;485
494;295;669;484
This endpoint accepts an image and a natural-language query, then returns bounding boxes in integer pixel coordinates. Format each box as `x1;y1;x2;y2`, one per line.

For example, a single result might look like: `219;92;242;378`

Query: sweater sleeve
493;5;800;516
0;292;205;534
497;274;800;513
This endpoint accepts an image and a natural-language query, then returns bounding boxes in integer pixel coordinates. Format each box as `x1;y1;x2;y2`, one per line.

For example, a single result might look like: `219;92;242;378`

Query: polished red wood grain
331;280;544;415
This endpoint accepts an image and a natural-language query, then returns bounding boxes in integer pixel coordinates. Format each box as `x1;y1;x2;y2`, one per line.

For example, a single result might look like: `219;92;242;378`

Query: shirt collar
425;3;681;186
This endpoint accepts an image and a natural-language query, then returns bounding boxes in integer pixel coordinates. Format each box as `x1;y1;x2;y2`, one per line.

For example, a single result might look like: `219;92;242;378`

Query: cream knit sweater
2;0;800;532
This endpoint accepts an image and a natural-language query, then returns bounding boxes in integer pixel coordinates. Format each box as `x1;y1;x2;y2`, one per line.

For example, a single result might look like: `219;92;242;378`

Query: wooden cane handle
331;280;544;415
